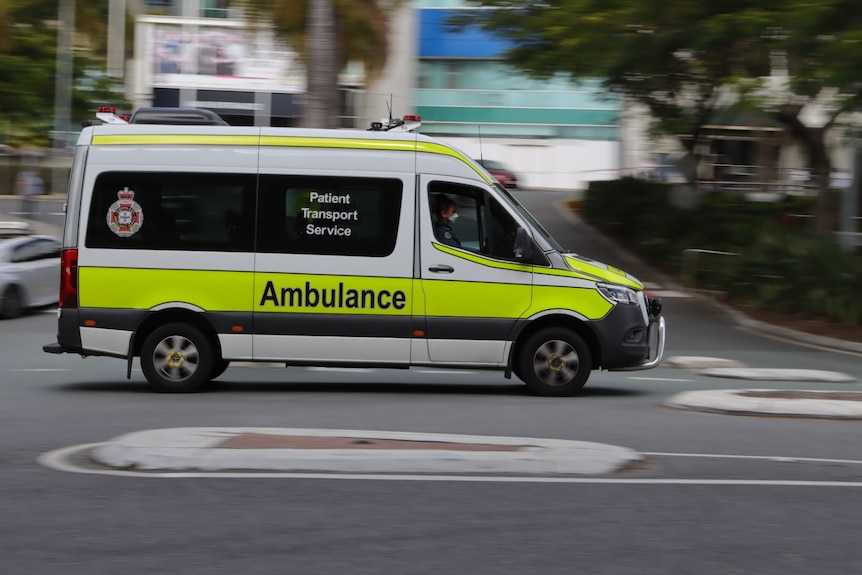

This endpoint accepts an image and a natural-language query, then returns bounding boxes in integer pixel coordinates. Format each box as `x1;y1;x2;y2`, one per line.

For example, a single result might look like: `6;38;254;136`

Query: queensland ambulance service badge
107;187;144;237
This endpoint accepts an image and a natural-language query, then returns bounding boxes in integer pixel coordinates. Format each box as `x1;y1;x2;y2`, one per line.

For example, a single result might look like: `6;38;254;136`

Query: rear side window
257;175;403;257
85;172;256;251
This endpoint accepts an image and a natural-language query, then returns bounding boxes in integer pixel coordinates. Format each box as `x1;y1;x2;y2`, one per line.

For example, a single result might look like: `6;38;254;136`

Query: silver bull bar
609;316;666;371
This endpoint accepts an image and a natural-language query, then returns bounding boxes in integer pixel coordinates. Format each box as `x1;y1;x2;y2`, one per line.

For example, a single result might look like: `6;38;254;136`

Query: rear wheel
518;328;591;397
0;285;23;319
140;323;214;393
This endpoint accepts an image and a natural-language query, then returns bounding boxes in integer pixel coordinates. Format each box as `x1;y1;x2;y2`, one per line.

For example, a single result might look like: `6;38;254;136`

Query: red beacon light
94;106;129;125
368;113;421;133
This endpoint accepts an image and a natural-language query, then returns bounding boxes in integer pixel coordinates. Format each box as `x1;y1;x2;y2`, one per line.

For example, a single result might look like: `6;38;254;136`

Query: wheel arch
131;307;223;360
507;312;601;377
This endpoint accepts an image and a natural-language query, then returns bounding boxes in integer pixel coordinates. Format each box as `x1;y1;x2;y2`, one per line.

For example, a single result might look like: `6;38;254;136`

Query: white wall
434;137;621;190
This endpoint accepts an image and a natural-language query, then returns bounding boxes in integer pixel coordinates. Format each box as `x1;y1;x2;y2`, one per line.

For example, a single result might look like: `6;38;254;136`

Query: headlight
597;283;638;305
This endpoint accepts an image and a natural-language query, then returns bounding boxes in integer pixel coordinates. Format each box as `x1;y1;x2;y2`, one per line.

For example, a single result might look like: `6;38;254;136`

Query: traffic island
89;427;643;475
667;389;862;419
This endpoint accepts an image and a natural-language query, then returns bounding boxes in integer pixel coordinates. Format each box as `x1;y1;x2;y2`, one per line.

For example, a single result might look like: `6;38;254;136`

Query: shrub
582;179;861;327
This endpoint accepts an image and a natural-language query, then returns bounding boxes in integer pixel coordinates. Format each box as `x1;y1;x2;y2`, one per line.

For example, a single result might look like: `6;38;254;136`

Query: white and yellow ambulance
44;107;665;396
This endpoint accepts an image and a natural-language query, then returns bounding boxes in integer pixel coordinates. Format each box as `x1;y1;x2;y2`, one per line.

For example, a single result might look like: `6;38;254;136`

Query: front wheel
140;323;214;393
518;328;591;397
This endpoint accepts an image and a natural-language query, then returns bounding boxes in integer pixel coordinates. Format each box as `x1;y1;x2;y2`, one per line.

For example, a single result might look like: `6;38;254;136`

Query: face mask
449;212;459;223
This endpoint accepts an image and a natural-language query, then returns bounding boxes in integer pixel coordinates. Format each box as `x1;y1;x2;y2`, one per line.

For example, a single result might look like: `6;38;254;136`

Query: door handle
428;265;454;274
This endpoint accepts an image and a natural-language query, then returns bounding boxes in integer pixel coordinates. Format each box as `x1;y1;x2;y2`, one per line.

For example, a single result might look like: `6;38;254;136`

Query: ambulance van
44;107;665;396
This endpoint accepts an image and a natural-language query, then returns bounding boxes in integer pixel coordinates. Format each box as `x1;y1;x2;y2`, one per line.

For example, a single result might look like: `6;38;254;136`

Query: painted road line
627;376;694;382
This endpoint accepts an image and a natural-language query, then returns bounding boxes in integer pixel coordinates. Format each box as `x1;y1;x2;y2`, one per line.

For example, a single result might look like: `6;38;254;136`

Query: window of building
257;175;403;257
86;172;256;251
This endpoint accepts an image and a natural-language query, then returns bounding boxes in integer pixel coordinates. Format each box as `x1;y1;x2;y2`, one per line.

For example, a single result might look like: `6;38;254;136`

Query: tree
243;0;407;128
0;0;123;148
458;0;862;231
779;0;862;231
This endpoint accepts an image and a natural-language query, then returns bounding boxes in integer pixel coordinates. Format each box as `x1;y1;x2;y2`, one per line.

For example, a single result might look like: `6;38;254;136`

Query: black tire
0;285;24;319
140;323;214;393
517;328;591;397
211;359;230;380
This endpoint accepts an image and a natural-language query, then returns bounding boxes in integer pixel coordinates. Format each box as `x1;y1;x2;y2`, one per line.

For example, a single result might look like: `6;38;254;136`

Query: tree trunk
302;0;339;129
777;106;838;233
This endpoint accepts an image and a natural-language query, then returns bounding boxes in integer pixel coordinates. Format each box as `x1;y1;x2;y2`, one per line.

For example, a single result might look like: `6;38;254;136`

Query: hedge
581;178;862;326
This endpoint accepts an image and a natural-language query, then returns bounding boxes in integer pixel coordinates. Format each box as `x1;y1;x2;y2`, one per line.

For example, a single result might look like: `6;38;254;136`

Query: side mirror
514;227;535;260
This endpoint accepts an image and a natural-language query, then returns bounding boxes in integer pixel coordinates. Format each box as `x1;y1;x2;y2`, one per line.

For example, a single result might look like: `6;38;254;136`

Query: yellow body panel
79;268;253;310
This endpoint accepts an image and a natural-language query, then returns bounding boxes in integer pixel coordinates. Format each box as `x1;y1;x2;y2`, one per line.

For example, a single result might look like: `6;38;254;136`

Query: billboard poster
149;21;306;93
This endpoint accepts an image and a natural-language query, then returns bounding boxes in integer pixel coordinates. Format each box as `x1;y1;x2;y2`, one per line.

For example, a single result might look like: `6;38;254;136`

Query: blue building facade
413;3;620;142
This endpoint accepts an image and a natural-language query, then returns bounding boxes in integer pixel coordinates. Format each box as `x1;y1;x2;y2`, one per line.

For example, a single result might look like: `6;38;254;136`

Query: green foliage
0;0;127;149
459;1;862;234
460;0;862;129
583;178;862;326
458;0;788;144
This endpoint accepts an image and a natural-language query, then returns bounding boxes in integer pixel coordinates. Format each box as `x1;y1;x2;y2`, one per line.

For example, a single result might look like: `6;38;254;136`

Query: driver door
418;175;533;364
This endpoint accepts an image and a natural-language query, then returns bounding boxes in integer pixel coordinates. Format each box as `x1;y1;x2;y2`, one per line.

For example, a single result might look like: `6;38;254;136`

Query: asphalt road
2;190;862;574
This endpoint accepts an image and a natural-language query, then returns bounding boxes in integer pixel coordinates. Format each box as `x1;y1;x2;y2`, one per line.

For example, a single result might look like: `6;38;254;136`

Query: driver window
429;182;481;252
427;182;522;261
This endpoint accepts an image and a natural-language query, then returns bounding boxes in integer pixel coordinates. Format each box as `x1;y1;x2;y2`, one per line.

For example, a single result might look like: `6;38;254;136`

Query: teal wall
414;8;621;140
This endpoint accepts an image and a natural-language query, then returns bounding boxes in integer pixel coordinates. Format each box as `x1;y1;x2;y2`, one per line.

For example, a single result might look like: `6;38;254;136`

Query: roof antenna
478;125;484;163
386;94;393;124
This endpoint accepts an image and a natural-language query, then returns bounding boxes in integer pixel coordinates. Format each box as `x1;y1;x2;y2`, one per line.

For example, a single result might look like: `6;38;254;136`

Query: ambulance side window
86;172;256;251
428;182;522;260
257;175;402;257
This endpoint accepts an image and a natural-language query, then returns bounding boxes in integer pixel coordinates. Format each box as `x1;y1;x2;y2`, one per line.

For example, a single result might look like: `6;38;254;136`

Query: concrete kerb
711;300;862;355
666;389;862;419
90;427;643;475
696;368;857;383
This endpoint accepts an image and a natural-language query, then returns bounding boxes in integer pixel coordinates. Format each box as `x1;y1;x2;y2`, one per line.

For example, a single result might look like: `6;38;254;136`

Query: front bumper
608;315;666;371
589;296;666;371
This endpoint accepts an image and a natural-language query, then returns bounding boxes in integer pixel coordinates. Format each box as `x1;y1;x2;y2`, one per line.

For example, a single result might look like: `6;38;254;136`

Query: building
369;1;626;189
122;0;631;190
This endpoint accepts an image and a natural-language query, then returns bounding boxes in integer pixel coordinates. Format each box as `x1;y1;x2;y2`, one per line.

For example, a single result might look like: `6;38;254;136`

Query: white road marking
415;370;477;375
306;367;374;373
641;452;862;465
38;443;862;485
14;368;71;372
627;376;694;382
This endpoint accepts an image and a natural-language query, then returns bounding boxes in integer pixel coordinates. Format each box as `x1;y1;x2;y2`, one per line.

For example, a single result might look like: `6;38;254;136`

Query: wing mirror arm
514;227;535;261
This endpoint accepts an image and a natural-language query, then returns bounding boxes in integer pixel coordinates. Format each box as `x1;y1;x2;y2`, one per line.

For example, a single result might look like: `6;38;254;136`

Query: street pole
52;0;75;196
107;0;126;79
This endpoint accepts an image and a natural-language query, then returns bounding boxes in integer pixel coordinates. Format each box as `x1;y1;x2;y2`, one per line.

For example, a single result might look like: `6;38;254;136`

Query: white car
0;234;61;319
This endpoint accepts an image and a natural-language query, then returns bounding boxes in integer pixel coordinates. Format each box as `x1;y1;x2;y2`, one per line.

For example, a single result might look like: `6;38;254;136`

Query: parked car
0;221;34;239
0;234;61;318
475;159;519;189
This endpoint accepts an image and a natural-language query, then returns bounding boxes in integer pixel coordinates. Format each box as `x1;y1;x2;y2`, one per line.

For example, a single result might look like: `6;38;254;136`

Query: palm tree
243;0;407;128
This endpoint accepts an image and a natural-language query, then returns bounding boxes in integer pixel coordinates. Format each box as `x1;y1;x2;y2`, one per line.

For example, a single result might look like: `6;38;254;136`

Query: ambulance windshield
494;184;565;254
